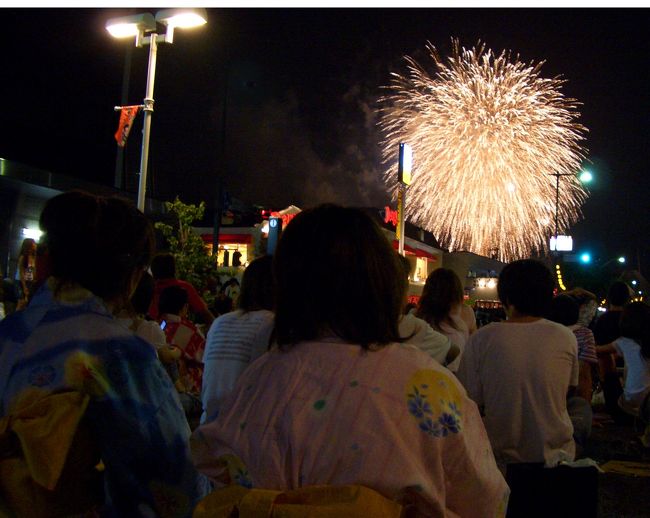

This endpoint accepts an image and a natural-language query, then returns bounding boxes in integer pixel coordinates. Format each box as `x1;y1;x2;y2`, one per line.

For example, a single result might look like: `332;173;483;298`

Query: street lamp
106;8;207;212
549;169;592;254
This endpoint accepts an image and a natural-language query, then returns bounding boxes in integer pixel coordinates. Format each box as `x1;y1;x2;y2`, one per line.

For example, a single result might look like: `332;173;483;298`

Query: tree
154;197;217;307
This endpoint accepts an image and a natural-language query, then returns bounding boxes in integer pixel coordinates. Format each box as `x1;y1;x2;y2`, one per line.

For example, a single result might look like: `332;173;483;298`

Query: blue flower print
419;417;441;437
438;413;461;436
407;386;433;418
448;401;462;417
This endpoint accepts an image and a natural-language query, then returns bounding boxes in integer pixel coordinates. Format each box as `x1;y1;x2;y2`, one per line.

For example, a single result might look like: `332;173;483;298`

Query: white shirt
115;316;167;350
614;336;650;413
201;309;274;424
457;318;579;470
399;313;452;366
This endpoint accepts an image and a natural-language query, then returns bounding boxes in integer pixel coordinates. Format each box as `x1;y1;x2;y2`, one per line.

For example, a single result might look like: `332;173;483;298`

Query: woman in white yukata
192;204;508;517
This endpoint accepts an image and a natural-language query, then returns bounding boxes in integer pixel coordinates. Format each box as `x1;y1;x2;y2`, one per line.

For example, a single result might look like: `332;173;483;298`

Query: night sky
1;7;649;273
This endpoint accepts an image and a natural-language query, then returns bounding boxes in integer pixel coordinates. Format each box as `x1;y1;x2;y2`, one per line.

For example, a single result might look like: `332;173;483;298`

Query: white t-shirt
399;313;452;366
457;318;579;470
201;309;274;424
115;316;167;351
614;336;650;413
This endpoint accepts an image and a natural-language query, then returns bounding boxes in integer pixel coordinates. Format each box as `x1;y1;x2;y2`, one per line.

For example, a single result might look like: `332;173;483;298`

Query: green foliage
154;197;217;307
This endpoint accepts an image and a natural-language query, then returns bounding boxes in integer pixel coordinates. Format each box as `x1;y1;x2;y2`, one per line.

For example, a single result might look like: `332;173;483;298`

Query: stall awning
391;241;439;261
201;233;252;244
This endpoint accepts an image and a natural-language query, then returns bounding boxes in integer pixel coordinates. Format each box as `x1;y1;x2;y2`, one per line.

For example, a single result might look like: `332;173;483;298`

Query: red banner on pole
114;105;142;147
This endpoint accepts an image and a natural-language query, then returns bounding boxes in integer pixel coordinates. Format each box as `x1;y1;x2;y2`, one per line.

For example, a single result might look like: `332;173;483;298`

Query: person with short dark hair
458;259;579;472
0;190;208;516
201;255;275;424
193;204;508;516
149;252;215;326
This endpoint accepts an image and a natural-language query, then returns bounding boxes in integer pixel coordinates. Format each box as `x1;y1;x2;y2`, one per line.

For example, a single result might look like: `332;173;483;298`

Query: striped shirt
201;309;274;424
570;325;599;364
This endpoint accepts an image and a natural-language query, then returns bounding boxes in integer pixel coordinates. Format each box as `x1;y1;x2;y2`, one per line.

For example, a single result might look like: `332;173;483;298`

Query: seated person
201;255;275;424
547;294;596;450
149;252;215;326
192;204;508;517
397;254;459;367
159;285;207;396
457;259;579;472
597;302;650;420
416;267;476;371
0;191;208;516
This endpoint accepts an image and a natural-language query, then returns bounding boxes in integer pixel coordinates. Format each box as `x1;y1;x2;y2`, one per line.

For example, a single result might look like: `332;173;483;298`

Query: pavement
584;406;650;517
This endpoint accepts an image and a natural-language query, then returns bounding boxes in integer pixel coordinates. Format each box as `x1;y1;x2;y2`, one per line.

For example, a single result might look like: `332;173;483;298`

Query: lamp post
106;9;207;212
549;169;592;255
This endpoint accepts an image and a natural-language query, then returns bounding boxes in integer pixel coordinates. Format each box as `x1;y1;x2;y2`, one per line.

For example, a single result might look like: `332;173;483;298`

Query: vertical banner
114;105;142;147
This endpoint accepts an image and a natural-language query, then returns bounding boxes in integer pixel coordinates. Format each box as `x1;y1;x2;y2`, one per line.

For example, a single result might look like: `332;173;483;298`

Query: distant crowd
0;190;648;517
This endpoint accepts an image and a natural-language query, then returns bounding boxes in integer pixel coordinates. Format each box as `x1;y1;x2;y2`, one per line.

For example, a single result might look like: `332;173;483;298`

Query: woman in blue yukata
0;190;209;517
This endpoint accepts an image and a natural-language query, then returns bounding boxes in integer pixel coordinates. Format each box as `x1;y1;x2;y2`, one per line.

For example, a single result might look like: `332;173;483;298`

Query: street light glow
579;170;593;183
618;256;626;263
155;9;207;28
106;13;155;38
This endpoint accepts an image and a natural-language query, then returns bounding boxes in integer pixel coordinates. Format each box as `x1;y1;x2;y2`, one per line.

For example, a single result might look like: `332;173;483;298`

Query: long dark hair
40;190;154;302
416;268;463;330
619;302;650;360
274;204;405;350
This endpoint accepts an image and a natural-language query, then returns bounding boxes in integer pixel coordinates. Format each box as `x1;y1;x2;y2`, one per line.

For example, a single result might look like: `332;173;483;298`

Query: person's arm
185;283;215;326
596;342;618;355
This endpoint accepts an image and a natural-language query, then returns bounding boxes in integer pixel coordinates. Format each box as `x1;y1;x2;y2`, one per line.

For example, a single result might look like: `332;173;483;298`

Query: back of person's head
158;285;188;316
497;259;554;317
607;281;631;307
274;204;405;349
548;294;580;326
619;301;650;360
130;271;155;316
39;190;154;302
238;255;274;312
416;268;463;329
151;253;176;280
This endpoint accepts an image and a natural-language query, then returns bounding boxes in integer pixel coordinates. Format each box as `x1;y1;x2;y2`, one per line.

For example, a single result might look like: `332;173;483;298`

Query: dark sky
1;8;649;272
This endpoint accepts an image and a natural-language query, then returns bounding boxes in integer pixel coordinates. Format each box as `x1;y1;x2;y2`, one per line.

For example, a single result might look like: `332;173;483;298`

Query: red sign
384;206;398;227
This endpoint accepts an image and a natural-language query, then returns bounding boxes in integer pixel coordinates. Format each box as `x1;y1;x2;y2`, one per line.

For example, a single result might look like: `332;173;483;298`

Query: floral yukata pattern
192;340;509;517
407;369;463;438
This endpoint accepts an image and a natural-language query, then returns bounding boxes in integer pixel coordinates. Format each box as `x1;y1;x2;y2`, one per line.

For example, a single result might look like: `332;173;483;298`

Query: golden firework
379;40;588;262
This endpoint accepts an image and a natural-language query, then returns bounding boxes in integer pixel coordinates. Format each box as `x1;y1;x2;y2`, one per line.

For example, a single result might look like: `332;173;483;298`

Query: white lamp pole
106;9;207;213
137;34;158;212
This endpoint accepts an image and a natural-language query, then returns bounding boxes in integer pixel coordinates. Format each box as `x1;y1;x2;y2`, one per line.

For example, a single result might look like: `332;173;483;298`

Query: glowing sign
384;206;398;227
549;235;573;252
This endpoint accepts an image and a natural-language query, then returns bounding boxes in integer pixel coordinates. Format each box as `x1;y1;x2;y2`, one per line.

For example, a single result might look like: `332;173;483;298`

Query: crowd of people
0;190;648;517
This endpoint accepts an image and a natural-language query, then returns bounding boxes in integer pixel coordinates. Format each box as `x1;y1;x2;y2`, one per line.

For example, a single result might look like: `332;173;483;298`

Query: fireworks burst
378;40;588;262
